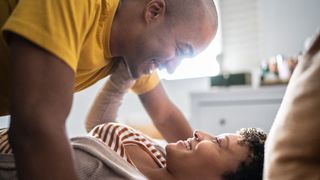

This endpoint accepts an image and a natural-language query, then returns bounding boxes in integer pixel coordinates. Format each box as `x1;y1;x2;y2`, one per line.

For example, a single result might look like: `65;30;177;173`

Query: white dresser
190;85;287;134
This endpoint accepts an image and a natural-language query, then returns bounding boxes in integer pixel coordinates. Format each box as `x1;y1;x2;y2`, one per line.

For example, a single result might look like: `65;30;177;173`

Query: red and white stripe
89;123;166;168
0;128;12;154
0;123;167;169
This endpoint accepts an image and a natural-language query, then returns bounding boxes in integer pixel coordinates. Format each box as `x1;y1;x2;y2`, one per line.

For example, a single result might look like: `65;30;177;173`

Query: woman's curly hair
223;128;267;180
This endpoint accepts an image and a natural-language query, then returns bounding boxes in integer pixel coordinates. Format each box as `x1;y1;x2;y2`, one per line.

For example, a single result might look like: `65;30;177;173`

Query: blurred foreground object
264;32;320;180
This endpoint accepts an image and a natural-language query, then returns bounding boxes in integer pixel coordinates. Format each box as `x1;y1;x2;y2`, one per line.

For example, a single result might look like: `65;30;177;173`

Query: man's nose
165;58;183;74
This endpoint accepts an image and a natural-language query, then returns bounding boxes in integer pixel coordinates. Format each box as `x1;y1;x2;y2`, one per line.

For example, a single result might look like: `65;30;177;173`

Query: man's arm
139;83;193;142
8;35;77;179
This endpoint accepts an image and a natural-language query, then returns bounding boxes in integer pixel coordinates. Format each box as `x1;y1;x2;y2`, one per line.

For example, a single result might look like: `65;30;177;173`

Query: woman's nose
193;130;203;141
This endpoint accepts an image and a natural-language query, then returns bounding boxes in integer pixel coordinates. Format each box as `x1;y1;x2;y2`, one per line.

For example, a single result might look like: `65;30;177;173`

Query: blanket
0;136;147;180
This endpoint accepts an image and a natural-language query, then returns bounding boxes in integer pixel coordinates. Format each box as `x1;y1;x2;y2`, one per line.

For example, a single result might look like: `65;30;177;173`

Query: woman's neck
125;144;177;179
141;167;176;180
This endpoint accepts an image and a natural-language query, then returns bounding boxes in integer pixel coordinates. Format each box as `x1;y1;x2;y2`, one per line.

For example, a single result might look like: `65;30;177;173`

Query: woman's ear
144;0;166;23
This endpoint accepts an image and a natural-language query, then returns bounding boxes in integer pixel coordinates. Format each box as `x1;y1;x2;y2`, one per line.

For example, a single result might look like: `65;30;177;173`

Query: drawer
191;100;281;134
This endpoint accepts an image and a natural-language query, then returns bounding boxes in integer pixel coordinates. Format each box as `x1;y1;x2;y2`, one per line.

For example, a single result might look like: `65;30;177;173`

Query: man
0;0;218;179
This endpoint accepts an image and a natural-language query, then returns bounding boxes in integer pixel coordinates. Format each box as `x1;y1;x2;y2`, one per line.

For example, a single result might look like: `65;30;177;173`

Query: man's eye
182;49;192;57
176;48;183;57
184;49;193;57
177;48;190;57
176;44;194;58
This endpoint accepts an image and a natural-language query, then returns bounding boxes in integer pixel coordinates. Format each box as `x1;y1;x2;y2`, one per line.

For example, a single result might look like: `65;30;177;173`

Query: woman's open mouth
183;139;192;150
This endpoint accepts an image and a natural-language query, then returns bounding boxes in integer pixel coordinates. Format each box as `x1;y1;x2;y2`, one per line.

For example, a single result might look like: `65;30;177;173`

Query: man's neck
109;0;122;57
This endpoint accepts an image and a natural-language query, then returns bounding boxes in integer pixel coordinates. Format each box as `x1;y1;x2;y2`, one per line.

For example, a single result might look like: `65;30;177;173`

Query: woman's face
165;131;249;179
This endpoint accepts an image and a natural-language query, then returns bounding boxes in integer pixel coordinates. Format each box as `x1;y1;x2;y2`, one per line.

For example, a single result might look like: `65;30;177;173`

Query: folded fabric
264;34;320;179
0;136;147;180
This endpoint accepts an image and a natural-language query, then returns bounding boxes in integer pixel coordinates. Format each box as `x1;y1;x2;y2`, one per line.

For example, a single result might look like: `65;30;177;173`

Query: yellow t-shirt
0;0;160;116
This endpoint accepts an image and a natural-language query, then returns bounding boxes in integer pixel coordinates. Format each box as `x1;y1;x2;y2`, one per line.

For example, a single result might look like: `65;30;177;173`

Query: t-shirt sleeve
131;71;160;95
1;0;96;72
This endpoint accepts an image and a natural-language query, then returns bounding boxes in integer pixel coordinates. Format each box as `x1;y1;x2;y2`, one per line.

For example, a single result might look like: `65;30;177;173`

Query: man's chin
128;66;154;79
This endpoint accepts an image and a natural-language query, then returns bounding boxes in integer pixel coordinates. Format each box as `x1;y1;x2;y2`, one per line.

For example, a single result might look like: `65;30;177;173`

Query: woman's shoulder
89;122;139;135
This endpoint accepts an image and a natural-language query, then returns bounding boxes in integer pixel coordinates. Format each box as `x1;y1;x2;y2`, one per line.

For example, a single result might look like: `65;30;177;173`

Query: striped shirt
88;123;166;169
0;128;11;154
0;123;167;169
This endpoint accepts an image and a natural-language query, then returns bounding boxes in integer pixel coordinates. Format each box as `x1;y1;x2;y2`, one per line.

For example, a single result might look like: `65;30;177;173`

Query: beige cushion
264;34;320;180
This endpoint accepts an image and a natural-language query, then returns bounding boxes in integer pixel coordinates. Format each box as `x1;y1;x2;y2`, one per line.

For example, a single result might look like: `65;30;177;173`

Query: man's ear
144;0;166;23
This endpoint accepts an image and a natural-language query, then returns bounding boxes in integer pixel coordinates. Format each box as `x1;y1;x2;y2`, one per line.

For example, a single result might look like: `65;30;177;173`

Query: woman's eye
213;137;222;147
217;137;225;147
217;139;221;145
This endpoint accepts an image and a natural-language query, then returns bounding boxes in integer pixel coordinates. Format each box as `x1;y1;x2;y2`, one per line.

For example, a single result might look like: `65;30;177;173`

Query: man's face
121;19;216;79
165;131;249;179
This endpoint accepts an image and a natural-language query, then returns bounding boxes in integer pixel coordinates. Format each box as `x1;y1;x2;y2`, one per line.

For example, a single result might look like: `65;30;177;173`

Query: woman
83;60;267;179
89;122;266;180
0;123;266;180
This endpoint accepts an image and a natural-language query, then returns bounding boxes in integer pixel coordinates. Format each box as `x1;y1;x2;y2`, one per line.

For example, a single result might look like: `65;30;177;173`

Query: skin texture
9;35;77;180
125;130;249;180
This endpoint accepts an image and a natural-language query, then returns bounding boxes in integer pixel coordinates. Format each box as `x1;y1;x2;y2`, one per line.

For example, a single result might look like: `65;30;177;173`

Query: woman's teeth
183;140;191;150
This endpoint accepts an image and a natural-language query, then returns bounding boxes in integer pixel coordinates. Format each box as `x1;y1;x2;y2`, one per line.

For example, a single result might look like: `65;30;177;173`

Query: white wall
220;0;320;73
258;0;320;59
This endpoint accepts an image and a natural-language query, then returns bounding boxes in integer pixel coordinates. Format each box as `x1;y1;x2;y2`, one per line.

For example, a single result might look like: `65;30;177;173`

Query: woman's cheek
195;142;219;156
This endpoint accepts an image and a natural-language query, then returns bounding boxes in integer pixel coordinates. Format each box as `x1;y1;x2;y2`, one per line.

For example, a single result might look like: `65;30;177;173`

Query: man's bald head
164;0;218;30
